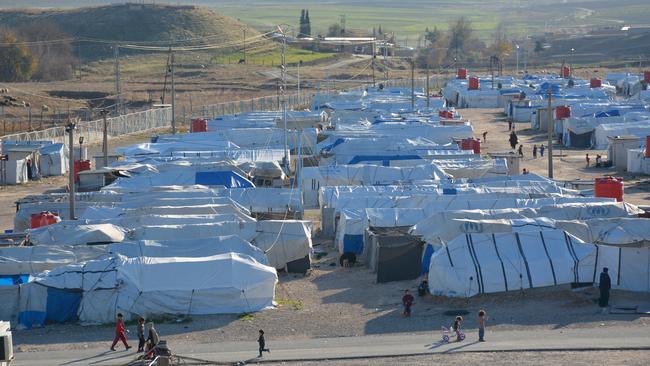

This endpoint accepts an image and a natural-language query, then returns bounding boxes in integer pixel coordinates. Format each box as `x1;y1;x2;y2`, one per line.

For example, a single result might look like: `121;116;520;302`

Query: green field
208;0;650;43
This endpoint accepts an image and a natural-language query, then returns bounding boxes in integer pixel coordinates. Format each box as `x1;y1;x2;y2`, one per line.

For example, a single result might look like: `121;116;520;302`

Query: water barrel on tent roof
30;211;60;229
468;77;480;90
555;105;571;120
644;71;650;83
594;177;624;202
438;110;454;119
73;160;91;182
646;136;650;158
457;68;467;79
561;66;571;78
460;138;480;154
191;119;208;133
590;78;602;88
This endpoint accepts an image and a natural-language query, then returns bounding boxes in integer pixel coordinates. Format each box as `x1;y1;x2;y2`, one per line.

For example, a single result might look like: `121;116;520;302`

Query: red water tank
30;211;60;229
457;68;467;79
646;136;650;158
74;159;91;182
644;71;650;83
468;77;480;90
555;105;571;120
590;78;602;88
460;138;480;154
191;119;208;133
594;177;624;202
438;110;454;119
472;139;481;154
561;66;571;78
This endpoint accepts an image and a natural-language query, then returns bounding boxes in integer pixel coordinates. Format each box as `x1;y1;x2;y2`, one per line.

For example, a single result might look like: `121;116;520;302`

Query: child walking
137;318;146;352
478;310;487;342
453;316;464;341
258;329;270;357
110;313;131;351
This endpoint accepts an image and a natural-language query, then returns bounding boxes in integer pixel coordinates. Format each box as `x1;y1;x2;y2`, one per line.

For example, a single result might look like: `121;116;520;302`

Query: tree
448;17;473;60
298;9;306;38
17;22;76;81
305;10;311;37
534;39;545;54
327;23;342;37
485;22;512;62
0;29;37;82
424;26;443;46
415;32;449;68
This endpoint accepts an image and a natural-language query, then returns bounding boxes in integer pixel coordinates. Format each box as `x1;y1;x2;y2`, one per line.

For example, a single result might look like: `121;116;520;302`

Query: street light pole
100;109;109;167
426;63;430;108
411;59;415;110
516;44;520;76
170;48;176;134
547;87;554;179
66;122;77;220
243;28;247;64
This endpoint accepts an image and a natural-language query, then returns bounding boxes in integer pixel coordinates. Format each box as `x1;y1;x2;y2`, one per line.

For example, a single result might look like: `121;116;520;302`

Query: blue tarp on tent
195;171;255;188
421;244;435;274
342;234;364;254
0;274;29;286
348;155;423;166
594;110;621;118
45;288;81;323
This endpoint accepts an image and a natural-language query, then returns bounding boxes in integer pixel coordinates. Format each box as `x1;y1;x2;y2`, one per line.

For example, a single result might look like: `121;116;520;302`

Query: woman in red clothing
110;313;132;351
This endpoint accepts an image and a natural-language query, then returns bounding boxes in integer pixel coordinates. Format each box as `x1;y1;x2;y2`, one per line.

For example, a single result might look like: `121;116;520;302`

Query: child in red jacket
110;313;132;351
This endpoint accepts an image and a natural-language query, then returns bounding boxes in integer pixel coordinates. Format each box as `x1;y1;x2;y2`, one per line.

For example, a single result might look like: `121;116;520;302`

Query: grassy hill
0;3;263;60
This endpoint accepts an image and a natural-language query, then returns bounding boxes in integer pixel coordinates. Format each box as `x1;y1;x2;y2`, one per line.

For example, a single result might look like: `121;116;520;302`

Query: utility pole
371;39;376;87
547;87;554;179
66;122;77;220
243;28;247;64
410;59;415;110
426;64;430;108
113;45;121;115
100;109;109;168
298;60;302;96
170;48;176;134
279;27;289;170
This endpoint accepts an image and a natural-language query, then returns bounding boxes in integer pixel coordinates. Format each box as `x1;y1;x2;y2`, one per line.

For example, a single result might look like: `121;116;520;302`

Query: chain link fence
0;107;172;146
187;92;312;121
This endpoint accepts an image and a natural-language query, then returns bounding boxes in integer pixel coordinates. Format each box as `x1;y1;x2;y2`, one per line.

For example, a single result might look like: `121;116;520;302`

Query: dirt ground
263;350;650;366
463;108;650;206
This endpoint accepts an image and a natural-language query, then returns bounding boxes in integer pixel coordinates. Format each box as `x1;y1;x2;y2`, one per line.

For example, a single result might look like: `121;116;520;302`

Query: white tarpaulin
428;230;596;297
0;246;105;275
411;202;642;243
25;253;277;324
107;236;268;265
28;223;126;246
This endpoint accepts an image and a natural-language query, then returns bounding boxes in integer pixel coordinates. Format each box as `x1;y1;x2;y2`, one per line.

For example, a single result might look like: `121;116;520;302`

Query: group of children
451;310;487;342
110;313;160;354
402;288;489;342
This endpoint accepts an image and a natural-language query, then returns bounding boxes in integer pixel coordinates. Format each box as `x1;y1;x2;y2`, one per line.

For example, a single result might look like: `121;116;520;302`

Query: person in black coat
509;131;518;149
599;267;611;309
258;329;270;357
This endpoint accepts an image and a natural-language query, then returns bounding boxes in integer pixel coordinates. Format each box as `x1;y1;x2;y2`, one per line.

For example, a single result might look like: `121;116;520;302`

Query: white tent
0;245;105;275
107;236;269;266
428;230;596;297
20;253;278;325
28;223;126;246
582;245;650;293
